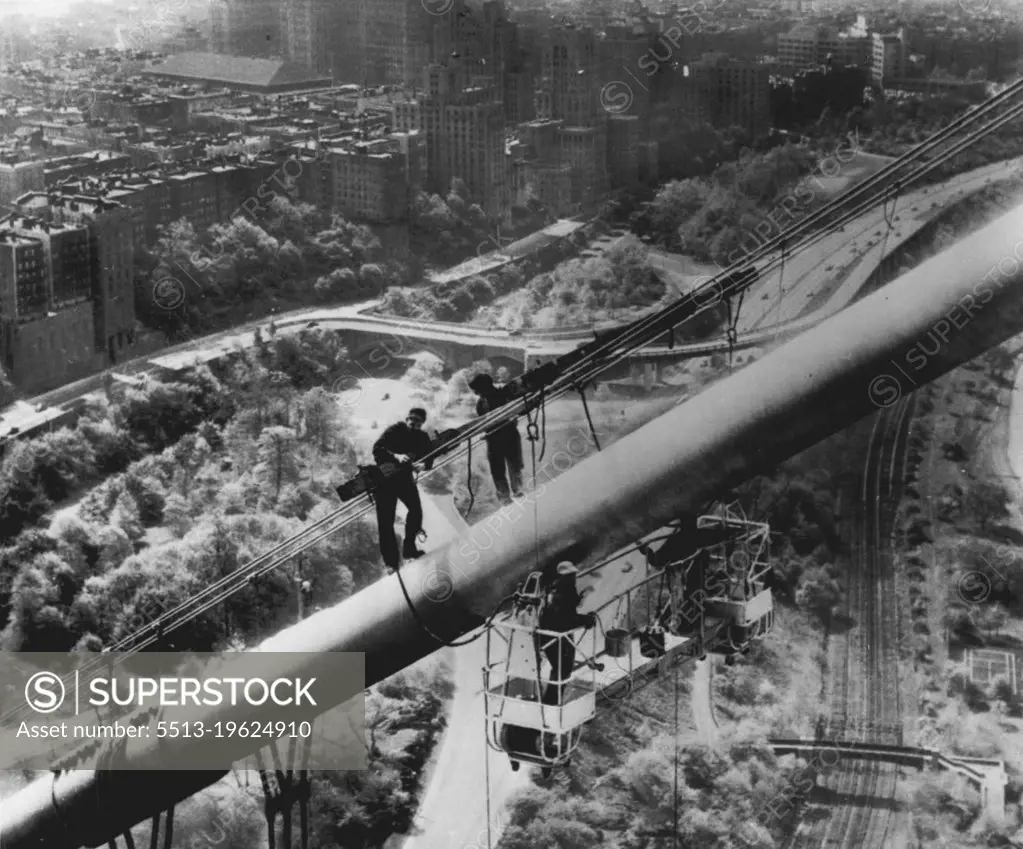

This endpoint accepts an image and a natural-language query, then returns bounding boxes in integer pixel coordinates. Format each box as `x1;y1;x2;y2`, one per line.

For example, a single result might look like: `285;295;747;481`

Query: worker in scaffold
538;562;598;705
468;372;524;504
371;407;435;571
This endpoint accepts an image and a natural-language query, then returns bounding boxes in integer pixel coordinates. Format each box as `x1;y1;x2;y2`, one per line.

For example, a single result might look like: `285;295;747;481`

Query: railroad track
787;395;912;848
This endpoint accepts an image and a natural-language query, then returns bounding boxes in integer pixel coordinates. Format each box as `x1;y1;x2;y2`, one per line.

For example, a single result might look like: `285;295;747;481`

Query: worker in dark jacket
468;373;524;503
538;562;597;705
372;407;434;571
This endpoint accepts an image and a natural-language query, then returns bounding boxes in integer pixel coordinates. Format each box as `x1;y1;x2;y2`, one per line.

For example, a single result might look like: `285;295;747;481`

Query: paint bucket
605;628;630;658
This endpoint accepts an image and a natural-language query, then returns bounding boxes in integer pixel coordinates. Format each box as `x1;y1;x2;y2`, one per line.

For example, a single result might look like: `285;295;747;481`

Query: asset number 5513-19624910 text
155;720;313;739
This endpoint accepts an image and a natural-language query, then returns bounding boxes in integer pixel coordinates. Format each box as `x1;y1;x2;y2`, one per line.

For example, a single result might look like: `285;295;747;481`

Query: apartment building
872;30;907;84
777;26;871;71
326;136;415;223
684;53;771;139
167;169;220;233
526;25;610;212
0;231;47;323
210;0;283;58
0;159;44;210
394;60;506;220
44;195;135;363
3;215;91;309
0;215;97;391
361;0;433;86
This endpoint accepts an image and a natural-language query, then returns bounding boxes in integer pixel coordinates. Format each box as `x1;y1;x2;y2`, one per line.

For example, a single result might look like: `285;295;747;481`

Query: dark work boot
402;538;426;560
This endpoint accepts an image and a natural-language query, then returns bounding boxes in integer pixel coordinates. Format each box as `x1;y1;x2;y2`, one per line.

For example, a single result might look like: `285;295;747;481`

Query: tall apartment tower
684;53;771;139
0;16;19;68
210;0;282;58
48;196;135;363
536;24;602;127
503;20;539;125
282;0;357;77
872;30;906;85
432;0;508;71
360;0;434;86
534;25;609;208
393;58;507;220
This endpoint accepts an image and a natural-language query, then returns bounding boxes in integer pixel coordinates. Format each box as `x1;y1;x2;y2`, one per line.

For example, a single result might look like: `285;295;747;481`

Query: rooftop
142;52;332;93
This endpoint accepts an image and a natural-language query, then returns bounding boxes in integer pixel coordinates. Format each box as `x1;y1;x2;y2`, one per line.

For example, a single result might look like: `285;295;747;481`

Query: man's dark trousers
374;471;424;569
541;635;576;705
487;429;523;501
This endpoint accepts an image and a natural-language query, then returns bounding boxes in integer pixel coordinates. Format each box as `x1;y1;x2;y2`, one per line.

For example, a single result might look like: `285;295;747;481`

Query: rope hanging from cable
464;435;475;519
393;567;513;648
577;383;602;451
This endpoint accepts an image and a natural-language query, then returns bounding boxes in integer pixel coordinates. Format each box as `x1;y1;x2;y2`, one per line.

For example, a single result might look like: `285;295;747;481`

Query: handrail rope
21;92;1023;723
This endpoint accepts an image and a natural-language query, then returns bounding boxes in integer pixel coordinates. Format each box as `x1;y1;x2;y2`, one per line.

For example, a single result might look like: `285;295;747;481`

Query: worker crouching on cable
468;372;524;504
372;407;434;572
538;562;598;705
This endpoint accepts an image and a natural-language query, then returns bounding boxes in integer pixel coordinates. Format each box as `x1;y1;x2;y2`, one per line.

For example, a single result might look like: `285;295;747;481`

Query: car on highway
306;321;319;328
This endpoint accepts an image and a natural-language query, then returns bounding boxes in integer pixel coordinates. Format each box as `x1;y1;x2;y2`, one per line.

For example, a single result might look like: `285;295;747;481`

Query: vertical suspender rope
673;663;680;849
484;704;494;849
577;384;602;451
464;435;476;518
879;180;901;282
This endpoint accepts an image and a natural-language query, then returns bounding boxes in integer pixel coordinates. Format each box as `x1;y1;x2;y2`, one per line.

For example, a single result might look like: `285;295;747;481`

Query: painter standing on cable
469;373;524;503
372;407;434;571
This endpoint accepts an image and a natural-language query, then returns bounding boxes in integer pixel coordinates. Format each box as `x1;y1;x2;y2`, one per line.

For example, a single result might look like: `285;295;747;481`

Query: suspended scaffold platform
483;503;775;776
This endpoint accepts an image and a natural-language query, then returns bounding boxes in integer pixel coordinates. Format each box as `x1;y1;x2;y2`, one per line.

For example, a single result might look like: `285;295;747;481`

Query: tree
2;552;79;650
255;427;300;503
162;493;191;536
110;492;144;544
171;434;212;497
963;481;1010;533
972;602;1008;636
315;267;358;299
297;387;340;456
795;565;842;623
